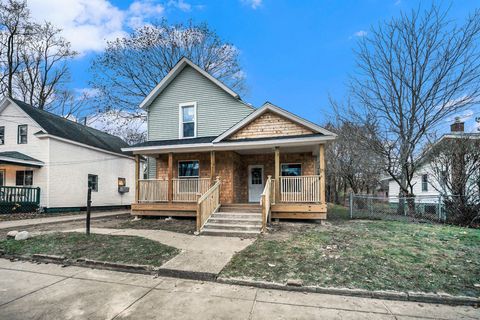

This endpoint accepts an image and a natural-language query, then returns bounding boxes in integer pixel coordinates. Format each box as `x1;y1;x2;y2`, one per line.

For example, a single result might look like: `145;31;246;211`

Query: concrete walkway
0;258;478;320
0;211;128;230
68;227;255;275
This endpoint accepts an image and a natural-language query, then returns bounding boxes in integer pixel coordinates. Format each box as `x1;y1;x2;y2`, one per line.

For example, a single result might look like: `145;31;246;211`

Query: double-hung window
281;163;302;176
18;124;27;144
179;103;196;138
16;170;33;186
178;160;199;193
0;126;4;145
421;174;428;192
88;174;98;192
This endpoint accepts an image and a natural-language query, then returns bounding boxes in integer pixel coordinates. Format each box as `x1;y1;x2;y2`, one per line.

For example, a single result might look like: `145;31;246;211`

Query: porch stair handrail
260;176;273;232
196;177;221;232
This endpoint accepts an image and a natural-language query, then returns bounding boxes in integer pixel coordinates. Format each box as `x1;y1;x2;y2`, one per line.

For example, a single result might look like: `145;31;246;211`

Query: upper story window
17;125;27;144
0;126;4;145
422;174;428;192
179;102;196;138
16;170;33;186
281;163;302;176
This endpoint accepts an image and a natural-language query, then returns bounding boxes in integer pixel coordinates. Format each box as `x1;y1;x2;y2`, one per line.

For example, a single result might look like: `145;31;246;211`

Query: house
387;118;479;207
122;57;337;235
0;97;137;212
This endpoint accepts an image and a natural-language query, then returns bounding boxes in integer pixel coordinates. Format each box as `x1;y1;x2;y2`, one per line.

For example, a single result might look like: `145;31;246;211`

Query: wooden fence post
86;188;92;235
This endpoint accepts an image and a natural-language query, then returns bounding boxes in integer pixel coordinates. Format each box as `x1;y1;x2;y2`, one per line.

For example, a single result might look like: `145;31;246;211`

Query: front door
248;165;264;202
0;169;4;186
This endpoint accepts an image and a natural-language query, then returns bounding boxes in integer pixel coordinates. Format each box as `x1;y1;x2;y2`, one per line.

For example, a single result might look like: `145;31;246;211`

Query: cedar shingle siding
228;111;314;140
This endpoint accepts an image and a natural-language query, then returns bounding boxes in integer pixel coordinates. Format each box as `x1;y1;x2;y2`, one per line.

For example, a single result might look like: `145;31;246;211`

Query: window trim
421;174;428;192
17;124;28;144
177;160;200;178
88;174;99;192
0;126;4;145
281;163;303;176
178;102;197;139
15;170;33;186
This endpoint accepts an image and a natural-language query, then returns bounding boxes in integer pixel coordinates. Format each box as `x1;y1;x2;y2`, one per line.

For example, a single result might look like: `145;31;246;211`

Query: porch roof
123;133;335;154
0;151;44;167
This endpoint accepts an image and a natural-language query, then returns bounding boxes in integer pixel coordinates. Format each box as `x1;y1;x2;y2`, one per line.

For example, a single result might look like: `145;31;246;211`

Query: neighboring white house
0;97;136;212
387;119;478;205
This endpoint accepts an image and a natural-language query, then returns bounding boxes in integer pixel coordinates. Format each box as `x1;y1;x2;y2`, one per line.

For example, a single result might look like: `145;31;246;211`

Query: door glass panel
251;168;262;185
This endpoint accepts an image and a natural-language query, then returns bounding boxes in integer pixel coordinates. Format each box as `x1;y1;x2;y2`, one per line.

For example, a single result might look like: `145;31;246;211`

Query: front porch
131;145;327;233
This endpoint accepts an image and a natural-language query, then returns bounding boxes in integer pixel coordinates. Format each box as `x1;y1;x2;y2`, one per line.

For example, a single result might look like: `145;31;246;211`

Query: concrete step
211;212;262;219
201;228;261;237
204;223;261;231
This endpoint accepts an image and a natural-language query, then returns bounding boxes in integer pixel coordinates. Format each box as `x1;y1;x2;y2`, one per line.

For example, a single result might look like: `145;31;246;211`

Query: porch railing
173;178;211;202
138;178;212;203
279;175;321;203
260;176;273;232
197;177;221;232
0;186;40;205
138;179;168;202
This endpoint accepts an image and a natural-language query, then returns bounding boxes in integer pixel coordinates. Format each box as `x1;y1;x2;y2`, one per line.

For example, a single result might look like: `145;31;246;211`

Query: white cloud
394;0;401;5
128;0;165;29
353;30;368;37
168;0;192;12
241;0;262;9
26;0;189;55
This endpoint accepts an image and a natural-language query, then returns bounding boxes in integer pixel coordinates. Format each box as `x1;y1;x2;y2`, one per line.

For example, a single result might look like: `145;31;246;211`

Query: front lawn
221;220;480;296
0;232;179;266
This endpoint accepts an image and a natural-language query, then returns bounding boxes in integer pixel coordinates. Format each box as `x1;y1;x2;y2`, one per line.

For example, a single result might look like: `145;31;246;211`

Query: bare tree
426;134;480;226
15;22;76;110
89;20;246;142
0;0;30;97
348;5;480;212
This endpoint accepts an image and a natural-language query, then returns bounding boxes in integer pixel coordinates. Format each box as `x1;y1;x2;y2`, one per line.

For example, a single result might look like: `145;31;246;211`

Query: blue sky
28;0;480;132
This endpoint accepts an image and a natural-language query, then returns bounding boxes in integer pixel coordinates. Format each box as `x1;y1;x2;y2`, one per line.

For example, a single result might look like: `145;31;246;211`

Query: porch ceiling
0;151;44;167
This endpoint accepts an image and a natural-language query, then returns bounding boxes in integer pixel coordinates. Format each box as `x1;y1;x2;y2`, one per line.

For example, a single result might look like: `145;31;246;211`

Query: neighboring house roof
213;102;337;142
5;98;131;157
0;151;44;167
139;57;244;110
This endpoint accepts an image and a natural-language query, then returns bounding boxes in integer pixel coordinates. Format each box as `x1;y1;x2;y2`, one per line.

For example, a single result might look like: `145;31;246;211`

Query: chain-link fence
349;194;447;223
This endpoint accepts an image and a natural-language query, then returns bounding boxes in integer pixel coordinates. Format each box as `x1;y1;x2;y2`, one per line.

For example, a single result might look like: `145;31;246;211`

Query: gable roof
3;98;131;157
139;57;242;110
213;102;337;143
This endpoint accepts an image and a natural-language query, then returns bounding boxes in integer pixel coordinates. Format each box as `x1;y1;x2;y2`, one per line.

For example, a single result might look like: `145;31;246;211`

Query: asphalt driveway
0;258;478;320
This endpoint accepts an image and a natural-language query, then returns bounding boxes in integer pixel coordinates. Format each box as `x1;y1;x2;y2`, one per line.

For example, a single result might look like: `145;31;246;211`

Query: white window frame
178;160;200;178
178;102;197;139
421;174;428;192
281;163;302;176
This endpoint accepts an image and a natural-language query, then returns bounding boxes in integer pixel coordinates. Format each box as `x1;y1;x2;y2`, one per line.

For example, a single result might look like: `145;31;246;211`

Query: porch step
201;204;263;236
201;228;261;237
211;212;262;219
218;204;262;213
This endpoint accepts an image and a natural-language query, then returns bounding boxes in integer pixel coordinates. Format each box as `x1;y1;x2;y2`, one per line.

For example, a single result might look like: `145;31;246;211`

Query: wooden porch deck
131;202;327;219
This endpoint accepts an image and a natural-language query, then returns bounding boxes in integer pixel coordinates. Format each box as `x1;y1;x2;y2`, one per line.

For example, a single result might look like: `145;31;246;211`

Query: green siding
147;66;254;141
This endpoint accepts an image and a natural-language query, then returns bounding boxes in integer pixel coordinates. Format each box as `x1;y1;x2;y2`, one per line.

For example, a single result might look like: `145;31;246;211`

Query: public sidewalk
0;258;478;319
67;227;255;276
0;211;128;230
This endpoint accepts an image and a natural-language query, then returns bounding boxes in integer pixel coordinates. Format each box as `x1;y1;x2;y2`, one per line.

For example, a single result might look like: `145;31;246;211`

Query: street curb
217;277;480;307
1;252;478;307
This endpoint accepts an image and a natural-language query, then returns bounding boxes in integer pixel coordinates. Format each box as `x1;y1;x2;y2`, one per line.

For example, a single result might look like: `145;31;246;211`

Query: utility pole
86;188;92;235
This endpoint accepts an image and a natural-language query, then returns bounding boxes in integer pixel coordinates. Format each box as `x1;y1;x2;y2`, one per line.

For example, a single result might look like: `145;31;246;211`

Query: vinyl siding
0;100;136;208
147;156;156;179
147;65;254;141
0;102;50;207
